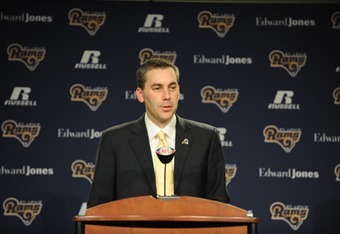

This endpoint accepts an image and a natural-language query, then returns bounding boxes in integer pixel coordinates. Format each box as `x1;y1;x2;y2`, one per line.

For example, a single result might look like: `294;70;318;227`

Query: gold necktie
155;130;174;196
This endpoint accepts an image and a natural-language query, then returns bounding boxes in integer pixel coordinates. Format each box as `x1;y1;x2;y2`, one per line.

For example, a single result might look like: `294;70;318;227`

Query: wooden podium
73;196;259;234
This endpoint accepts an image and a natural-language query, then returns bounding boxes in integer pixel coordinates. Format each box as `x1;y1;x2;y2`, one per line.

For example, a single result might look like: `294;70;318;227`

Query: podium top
73;196;259;224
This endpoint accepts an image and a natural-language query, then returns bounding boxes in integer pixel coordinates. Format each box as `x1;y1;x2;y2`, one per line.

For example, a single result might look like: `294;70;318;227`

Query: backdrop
1;1;339;234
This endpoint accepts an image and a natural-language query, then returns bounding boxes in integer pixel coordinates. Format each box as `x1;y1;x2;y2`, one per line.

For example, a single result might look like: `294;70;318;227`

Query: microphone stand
156;147;179;200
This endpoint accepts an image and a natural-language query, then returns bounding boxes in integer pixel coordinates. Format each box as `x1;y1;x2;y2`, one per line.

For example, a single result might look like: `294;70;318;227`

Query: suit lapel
128;115;157;195
174;116;192;191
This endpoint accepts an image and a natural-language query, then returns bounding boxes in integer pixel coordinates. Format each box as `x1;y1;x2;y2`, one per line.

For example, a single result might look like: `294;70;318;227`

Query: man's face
136;67;180;128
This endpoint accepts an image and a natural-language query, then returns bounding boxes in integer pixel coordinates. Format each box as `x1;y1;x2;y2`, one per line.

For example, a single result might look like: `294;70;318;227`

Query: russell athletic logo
201;86;238;113
331;11;340;29
3;197;43;226
268;90;300;110
68;8;106;35
4;87;37;106
71;159;94;183
269;50;307;77
70;84;108;111
139;48;177;65
7;43;46;71
75;50;107;69
197;11;235;38
263;125;301;153
1;120;40;147
138;14;170;33
270;202;309;230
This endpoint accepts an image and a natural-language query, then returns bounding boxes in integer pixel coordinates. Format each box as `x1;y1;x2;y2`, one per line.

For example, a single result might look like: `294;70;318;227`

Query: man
87;58;230;208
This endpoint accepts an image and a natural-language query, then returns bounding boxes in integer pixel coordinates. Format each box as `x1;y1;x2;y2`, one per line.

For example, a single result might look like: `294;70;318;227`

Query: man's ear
136;87;144;103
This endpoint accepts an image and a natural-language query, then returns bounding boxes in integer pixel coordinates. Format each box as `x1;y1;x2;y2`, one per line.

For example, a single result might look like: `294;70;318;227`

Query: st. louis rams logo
225;164;237;185
331;11;340;29
3;197;43;226
269;50;307;77
270;202;309;230
335;164;340;181
201;86;238;113
68;8;106;36
71;159;95;183
2;120;40;147
197;11;235;38
7;43;46;71
139;48;177;65
263;125;301;153
333;87;340;104
70;84;108;111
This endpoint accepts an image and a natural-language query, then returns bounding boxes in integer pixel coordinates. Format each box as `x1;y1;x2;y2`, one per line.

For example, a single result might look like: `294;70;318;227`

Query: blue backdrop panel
0;2;339;234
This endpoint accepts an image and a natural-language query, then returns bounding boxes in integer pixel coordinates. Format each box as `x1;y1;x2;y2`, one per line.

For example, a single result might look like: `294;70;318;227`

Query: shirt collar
145;113;176;141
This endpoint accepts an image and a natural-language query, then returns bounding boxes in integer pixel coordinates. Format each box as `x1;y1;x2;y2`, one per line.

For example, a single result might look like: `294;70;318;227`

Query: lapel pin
181;139;189;145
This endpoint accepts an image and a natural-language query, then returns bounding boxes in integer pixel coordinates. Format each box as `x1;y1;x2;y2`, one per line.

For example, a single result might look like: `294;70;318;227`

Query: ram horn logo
3;197;43;226
68;8;106;36
7;43;46;71
71;159;95;183
70;84;108;111
263;125;301;153
197;11;235;38
269;50;307;77
201;86;238;113
1;120;40;147
270;202;309;230
139;48;177;64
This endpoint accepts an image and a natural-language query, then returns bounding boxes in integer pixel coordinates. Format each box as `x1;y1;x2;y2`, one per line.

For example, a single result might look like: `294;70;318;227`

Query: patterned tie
155;130;174;196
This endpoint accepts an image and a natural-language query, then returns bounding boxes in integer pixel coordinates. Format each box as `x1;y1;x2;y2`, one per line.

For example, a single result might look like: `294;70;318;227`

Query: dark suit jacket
87;114;230;207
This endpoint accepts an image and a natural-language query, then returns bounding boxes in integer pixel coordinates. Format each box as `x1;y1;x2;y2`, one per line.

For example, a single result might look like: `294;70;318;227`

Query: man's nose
163;89;171;100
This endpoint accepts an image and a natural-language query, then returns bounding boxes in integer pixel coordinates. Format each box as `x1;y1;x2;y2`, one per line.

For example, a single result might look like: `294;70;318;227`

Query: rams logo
139;48;177;65
197;11;235;38
3;198;42;226
269;50;307;77
2;120;40;147
263;125;301;153
7;43;46;71
270;202;309;230
70;84;108;111
68;8;106;36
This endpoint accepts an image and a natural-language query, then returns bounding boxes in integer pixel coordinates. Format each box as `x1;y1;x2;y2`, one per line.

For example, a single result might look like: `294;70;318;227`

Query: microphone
155;147;176;198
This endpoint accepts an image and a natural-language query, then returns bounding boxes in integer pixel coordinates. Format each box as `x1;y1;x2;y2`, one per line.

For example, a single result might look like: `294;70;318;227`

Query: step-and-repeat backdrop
1;1;339;234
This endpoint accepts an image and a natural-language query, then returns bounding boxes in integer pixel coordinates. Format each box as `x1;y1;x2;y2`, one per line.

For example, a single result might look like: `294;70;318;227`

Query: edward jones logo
139;48;177;64
71;159;94;183
1;120;40;147
68;8;106;35
269;50;307;77
70;84;108;111
3;197;43;226
270;202;309;230
263;125;301;153
197;11;235;38
7;43;46;71
201;86;238;113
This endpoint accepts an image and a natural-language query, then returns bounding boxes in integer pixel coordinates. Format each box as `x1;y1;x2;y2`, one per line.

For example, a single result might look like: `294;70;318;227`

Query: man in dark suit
87;58;230;208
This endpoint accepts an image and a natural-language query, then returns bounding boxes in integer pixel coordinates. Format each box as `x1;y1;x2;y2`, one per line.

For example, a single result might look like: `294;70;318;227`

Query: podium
73;196;259;234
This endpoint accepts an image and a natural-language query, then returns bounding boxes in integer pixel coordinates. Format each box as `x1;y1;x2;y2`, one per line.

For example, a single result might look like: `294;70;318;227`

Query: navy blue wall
1;2;339;234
